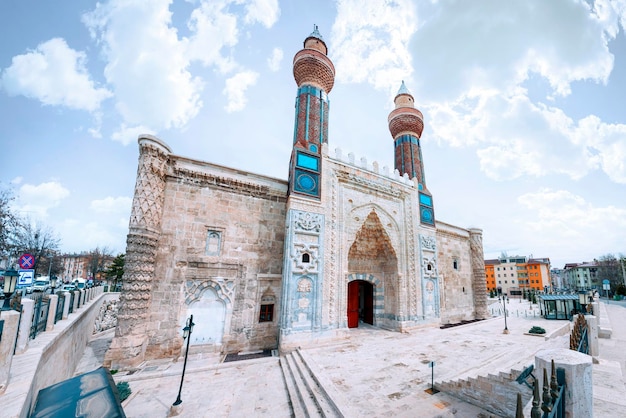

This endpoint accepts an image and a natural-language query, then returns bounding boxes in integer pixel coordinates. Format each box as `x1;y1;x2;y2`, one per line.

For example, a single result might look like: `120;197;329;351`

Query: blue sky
1;0;625;269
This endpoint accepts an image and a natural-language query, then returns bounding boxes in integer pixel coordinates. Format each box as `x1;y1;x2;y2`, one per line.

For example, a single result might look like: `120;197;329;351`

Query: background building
485;255;551;296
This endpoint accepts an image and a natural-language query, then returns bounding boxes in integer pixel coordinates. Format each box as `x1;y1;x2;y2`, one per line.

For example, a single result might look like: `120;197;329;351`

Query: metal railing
570;313;588;354
68;292;75;314
516;359;565;418
54;292;65;323
30;294;49;339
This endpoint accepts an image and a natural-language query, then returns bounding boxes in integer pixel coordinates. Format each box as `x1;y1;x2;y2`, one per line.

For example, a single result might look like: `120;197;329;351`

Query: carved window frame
206;229;222;256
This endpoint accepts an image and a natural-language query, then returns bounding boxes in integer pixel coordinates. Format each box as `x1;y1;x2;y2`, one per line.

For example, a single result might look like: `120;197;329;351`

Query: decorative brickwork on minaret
388;81;425;184
388;81;435;225
104;134;171;370
289;26;335;198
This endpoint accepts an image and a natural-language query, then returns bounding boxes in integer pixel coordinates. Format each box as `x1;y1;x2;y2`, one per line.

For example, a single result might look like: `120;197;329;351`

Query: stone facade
105;28;487;369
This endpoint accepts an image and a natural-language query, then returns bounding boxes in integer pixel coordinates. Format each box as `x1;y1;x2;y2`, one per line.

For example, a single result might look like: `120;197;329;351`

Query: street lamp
2;268;19;310
173;314;195;407
578;291;587;314
498;294;509;334
50;276;58;294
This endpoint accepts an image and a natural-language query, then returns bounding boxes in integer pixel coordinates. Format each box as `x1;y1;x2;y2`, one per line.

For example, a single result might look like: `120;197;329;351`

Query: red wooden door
347;281;359;328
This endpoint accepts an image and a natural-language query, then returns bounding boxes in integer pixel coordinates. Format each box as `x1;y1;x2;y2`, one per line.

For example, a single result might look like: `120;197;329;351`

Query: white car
33;280;51;292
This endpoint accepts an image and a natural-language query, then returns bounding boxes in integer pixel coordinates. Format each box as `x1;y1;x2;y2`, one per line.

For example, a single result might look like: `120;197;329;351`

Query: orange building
484;255;551;295
484;260;498;293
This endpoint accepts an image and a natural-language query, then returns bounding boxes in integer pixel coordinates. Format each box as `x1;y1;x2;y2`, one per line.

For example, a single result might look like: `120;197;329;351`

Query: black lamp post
499;294;509;334
2;268;19;310
173;314;195;406
50;275;58;294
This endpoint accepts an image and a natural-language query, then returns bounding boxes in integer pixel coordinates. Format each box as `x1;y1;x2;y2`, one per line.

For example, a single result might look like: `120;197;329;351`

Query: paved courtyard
77;299;626;417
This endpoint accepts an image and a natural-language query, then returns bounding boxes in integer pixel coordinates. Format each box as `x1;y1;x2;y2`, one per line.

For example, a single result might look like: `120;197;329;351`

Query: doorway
347;280;374;328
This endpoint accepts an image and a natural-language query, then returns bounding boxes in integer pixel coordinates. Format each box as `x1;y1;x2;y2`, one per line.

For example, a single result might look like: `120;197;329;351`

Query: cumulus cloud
17;181;70;218
0;38;112;111
331;0;418;93
267;47;283;72
80;0;281;138
83;0;204;135
223;70;259;112
111;124;156;146
412;0;614;102
90;196;132;214
517;188;626;250
243;0;280;28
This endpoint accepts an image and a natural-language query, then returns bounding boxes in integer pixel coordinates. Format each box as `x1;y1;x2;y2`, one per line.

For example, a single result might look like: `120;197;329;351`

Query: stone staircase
436;366;533;417
280;349;347;418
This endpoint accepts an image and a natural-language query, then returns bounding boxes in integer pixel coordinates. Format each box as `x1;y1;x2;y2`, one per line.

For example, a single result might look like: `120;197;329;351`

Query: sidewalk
77;299;626;417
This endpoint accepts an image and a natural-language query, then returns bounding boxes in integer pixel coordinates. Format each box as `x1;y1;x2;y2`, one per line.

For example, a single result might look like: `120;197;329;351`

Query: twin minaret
289;27;435;225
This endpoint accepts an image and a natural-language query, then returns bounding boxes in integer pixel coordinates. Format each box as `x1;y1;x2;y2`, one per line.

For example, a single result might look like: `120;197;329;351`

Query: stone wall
436;222;476;323
145;155;288;358
3;291;115;418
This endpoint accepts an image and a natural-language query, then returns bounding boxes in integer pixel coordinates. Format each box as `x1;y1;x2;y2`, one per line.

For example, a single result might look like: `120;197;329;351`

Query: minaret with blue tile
289;25;335;199
388;81;435;225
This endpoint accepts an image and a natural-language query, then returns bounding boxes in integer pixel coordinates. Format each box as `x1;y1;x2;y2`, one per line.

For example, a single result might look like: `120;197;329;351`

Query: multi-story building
527;258;551;292
60;254;88;283
485;255;551;296
485;260;497;293
550;268;565;290
563;262;599;290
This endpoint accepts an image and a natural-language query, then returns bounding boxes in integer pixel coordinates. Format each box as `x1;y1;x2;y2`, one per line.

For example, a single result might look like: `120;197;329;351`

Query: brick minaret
289;26;335;199
388;81;435;225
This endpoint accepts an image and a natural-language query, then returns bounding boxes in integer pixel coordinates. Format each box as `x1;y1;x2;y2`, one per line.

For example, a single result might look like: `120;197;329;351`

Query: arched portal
347;210;398;326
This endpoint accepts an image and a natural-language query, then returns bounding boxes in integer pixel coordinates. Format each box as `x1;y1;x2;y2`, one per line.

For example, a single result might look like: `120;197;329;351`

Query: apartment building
485;255;551;296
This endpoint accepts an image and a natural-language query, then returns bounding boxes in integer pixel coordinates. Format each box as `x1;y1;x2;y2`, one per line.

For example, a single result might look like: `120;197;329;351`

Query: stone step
290;350;339;417
280;356;308;418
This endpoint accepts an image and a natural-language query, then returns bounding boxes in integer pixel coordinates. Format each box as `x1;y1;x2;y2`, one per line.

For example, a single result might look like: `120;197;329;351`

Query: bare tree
11;218;61;276
0;185;22;260
86;246;115;281
595;254;623;290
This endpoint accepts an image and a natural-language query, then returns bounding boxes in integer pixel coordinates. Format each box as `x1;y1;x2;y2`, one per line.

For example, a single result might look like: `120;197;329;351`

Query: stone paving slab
72;300;626;417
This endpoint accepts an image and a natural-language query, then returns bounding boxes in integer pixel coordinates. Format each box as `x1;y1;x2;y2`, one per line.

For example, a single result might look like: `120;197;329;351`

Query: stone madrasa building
105;28;489;370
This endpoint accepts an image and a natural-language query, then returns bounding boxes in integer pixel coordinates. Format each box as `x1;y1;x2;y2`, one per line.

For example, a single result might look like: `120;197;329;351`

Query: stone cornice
170;166;287;201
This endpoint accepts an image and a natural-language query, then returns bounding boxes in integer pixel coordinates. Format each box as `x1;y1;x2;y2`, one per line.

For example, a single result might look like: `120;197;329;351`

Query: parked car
17;283;33;294
33;280;51;292
62;284;77;292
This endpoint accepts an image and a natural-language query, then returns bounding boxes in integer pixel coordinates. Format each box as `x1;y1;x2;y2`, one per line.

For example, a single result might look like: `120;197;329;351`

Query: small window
453;259;458;270
427;264;432;271
259;304;274;322
206;230;221;255
302;253;310;263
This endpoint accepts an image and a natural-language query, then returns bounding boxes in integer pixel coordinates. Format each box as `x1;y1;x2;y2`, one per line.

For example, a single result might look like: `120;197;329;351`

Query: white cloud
111;124;156;146
83;0;204;133
243;0;280;28
331;0;418;93
427;91;626;183
223;70;259;112
17;181;70;218
0;38;112;111
90;196;132;214
185;0;240;72
58;218;127;254
267;47;283;72
516;189;626;255
412;0;614;102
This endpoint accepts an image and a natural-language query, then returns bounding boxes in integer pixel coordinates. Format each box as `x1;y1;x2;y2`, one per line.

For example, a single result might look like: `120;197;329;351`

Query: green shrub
528;326;546;334
116;381;131;402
